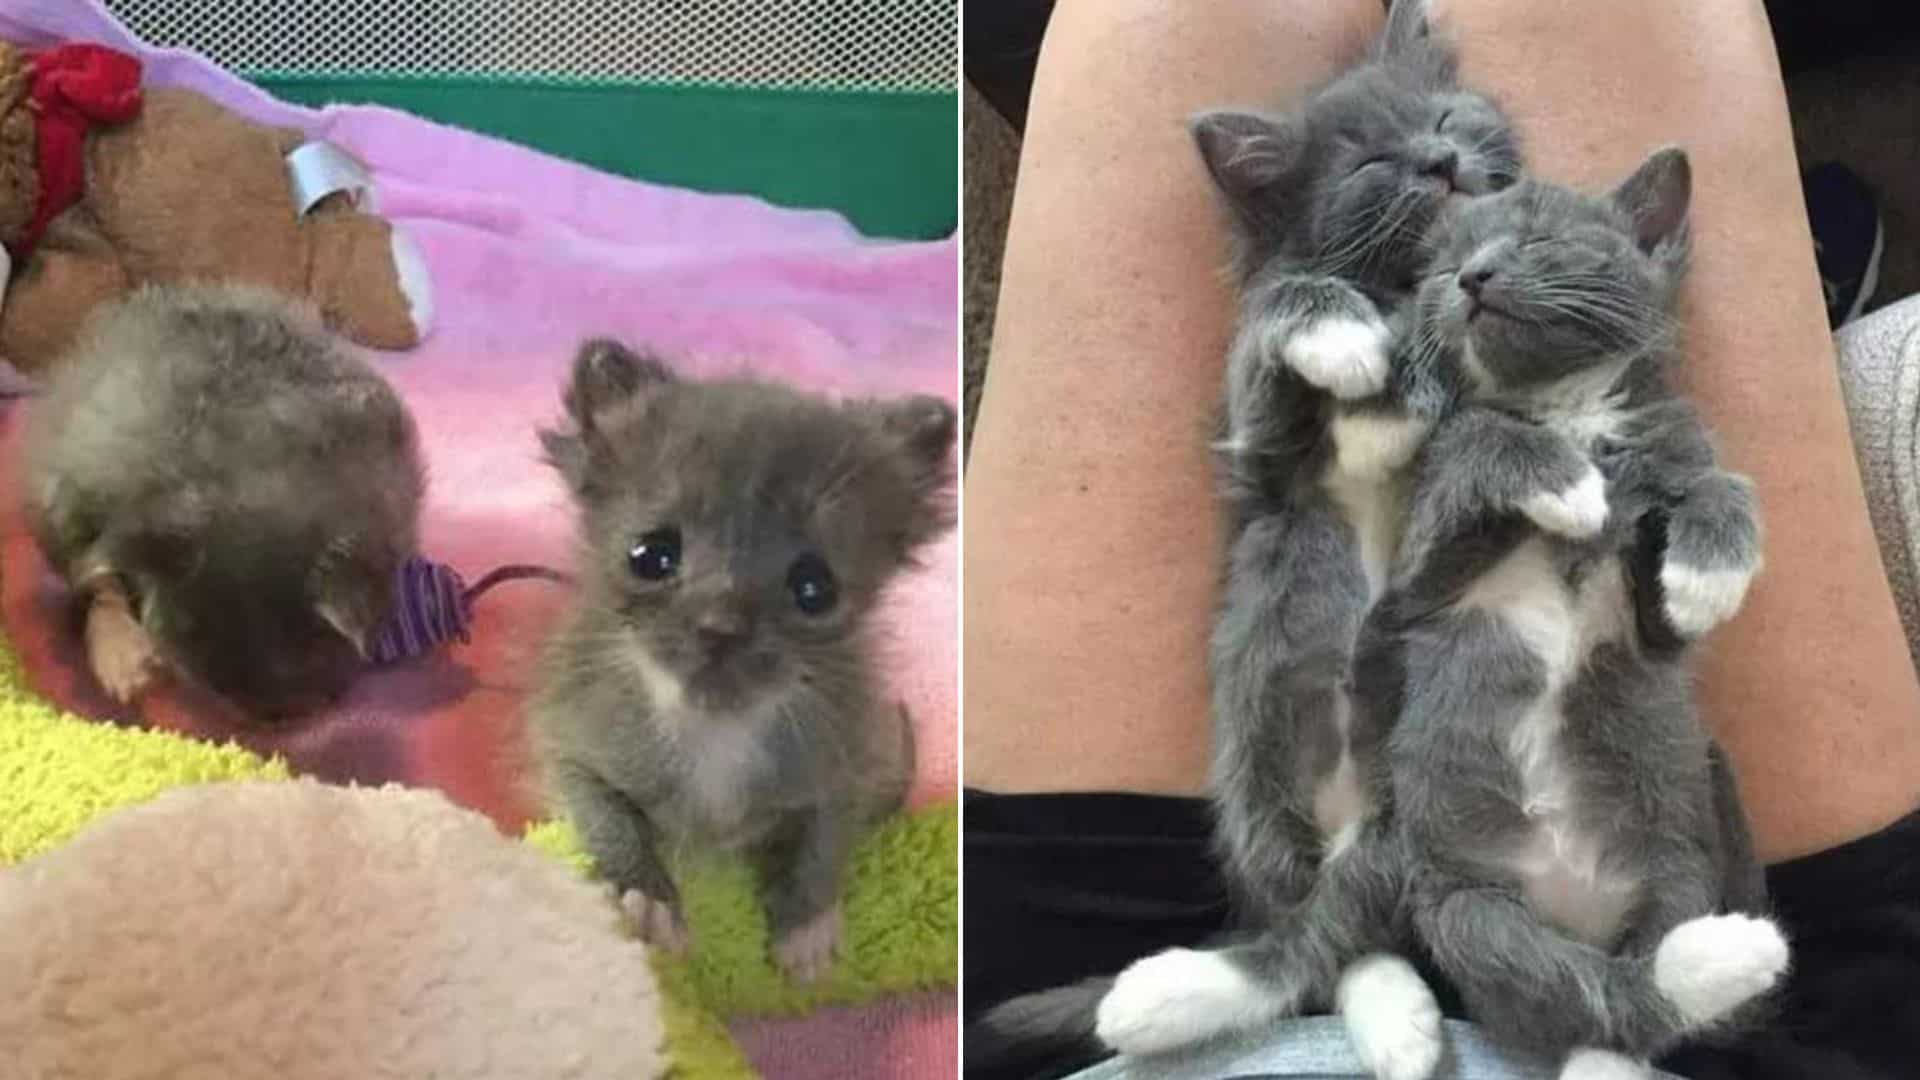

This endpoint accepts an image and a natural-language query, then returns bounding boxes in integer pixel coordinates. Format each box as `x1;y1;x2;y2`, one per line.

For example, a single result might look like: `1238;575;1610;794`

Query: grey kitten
22;284;423;719
1203;0;1517;947
527;340;953;981
1378;149;1780;1080
1089;151;1777;1080
967;3;1521;1070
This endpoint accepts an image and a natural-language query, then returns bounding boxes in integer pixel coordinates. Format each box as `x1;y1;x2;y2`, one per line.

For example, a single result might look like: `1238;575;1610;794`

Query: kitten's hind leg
1337;953;1445;1080
756;808;854;983
1099;821;1405;1056
1415;879;1780;1062
1210;505;1370;918
551;765;690;954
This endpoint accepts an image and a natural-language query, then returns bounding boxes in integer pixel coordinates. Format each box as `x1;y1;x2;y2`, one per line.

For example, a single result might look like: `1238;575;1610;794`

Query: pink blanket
0;2;957;1076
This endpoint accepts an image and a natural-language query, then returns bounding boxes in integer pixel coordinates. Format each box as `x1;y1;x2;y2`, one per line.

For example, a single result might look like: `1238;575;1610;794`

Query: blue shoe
1803;161;1883;328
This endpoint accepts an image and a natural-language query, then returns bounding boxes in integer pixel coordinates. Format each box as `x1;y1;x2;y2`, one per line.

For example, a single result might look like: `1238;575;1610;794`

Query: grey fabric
1061;1018;1685;1079
1836;293;1920;673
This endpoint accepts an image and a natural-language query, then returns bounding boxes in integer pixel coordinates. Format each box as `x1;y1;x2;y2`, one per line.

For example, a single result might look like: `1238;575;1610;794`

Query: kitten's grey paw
1337;954;1443;1080
1660;559;1758;638
86;605;161;705
619;888;692;955
1653;914;1789;1029
1558;1049;1651;1080
1519;465;1609;538
1282;317;1391;399
1097;947;1285;1056
774;903;841;984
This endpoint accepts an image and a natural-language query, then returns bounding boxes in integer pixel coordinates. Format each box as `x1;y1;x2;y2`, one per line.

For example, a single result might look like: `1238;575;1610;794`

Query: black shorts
964;788;1920;1080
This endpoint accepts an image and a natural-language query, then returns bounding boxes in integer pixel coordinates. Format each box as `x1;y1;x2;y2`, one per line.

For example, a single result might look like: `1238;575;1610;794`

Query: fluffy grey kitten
1381;149;1779;1080
968;4;1521;1072
1099;151;1779;1080
1203;0;1517;949
22;284;423;719
528;340;953;981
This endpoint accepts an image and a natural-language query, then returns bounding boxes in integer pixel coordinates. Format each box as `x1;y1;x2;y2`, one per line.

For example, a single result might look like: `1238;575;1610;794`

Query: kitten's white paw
1096;947;1278;1056
1283;317;1391;399
1337;953;1444;1080
85;603;161;706
1660;561;1757;638
1331;411;1431;478
774;903;841;984
1520;466;1608;538
618;888;692;955
1653;913;1789;1028
1559;1048;1651;1080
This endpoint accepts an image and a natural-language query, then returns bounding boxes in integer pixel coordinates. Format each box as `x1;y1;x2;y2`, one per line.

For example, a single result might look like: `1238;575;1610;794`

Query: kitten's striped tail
965;976;1112;1076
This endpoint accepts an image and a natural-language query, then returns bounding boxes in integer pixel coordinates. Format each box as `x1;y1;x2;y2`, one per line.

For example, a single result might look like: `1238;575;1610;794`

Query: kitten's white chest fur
633;646;774;846
674;717;772;844
1459;538;1641;946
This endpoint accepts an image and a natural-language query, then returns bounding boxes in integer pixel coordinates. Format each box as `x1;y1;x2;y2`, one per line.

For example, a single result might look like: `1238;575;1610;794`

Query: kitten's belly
1320;461;1406;603
1505;809;1642;947
1312;458;1404;849
1458;540;1642;946
1312;693;1369;857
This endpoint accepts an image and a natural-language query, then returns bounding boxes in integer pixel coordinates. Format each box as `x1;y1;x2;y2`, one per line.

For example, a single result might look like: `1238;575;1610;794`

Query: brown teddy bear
0;40;431;375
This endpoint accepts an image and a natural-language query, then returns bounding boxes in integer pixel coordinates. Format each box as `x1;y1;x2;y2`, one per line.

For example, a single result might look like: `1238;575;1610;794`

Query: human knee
1051;0;1384;73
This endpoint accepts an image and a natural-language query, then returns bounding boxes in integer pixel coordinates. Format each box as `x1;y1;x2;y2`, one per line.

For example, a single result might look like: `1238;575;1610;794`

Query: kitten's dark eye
787;553;838;616
627;527;682;581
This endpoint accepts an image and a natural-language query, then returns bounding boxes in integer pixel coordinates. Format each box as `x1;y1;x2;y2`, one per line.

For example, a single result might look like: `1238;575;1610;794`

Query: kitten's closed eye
787;553;838;617
628;527;682;581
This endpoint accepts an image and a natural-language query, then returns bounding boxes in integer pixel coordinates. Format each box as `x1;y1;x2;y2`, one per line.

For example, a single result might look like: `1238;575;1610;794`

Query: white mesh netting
103;0;956;92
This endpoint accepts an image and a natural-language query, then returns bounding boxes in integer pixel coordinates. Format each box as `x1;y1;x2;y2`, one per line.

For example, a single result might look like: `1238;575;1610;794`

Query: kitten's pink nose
696;610;752;656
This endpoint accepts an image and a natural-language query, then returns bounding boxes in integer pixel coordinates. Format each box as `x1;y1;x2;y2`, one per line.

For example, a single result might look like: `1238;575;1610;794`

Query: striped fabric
368;556;472;665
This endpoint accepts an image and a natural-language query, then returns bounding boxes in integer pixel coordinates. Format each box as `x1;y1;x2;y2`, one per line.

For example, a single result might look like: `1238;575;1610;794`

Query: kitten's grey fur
1203;0;1517;953
1094;152;1777;1080
527;340;954;980
1375;150;1779;1078
22;284;423;719
968;3;1522;1070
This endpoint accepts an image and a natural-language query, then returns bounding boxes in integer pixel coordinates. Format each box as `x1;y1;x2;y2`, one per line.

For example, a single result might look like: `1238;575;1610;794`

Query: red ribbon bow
10;42;143;259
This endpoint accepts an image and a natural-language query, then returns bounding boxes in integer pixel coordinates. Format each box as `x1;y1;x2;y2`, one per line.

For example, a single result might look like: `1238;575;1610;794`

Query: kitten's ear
1377;0;1456;81
546;338;676;493
562;338;676;432
867;394;957;557
1380;0;1432;56
309;542;389;662
1190;110;1301;206
1611;146;1692;256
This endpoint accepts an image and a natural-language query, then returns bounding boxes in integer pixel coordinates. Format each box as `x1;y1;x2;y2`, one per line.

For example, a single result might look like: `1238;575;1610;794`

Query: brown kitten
21;284;423;719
